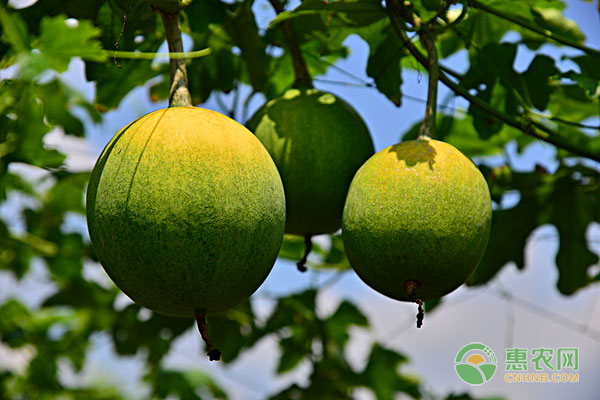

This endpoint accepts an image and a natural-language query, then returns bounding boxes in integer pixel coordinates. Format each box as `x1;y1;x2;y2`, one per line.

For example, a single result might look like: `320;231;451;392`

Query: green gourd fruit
247;88;375;236
87;107;285;321
342;137;492;304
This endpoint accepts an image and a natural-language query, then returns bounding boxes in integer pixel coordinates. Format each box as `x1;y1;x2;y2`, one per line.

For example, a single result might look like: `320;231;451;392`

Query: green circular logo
455;343;497;385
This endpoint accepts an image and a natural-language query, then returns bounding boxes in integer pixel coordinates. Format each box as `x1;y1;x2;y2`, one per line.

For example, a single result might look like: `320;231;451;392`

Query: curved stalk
159;11;192;107
418;32;438;139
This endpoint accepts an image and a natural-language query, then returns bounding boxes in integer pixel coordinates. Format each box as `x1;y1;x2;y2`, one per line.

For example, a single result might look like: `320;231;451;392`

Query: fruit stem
268;0;314;89
296;235;312;272
195;311;221;361
159;11;193;107
417;31;438;140
404;280;424;328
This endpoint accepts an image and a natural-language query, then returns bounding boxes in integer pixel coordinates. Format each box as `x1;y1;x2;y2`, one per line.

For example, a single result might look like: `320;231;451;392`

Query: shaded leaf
360;21;405;106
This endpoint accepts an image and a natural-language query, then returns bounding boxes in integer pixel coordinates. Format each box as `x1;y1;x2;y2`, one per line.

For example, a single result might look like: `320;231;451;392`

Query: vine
385;0;600;162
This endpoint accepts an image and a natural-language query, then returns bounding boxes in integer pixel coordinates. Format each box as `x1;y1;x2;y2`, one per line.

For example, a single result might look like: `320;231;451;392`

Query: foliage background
0;0;599;399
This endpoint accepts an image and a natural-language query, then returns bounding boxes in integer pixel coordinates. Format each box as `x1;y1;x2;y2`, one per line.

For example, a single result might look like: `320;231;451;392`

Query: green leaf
0;6;30;54
530;7;585;44
324;300;368;346
269;0;386;29
461;43;522;138
551;170;598;294
469;165;600;294
2;82;65;167
277;336;309;374
278;234;308;260
548;83;599;122
45;171;89;215
424;297;443;313
37;15;105;70
0;299;31;347
566;55;600;98
36;79;88;137
206;300;256;363
224;0;269;92
360;21;406;106
523;54;559;110
359;343;420;399
468;171;551;285
146;368;227;400
85;1;162;111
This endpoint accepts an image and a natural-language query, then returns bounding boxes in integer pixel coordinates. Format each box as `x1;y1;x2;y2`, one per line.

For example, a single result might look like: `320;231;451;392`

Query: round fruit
342;137;492;302
86;107;286;318
246;88;374;236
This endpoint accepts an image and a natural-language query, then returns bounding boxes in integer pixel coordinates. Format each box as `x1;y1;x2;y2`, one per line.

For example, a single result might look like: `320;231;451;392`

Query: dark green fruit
87;107;286;318
247;88;374;236
342;138;492;302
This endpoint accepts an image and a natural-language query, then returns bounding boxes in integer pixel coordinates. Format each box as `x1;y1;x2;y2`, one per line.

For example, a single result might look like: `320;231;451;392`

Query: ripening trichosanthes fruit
342;138;492;327
87;107;286;359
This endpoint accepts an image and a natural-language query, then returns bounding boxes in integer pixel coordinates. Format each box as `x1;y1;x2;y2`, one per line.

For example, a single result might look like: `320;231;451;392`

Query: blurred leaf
469;165;600;294
1;82;65;167
359;343;420;399
146;368;227;400
531;7;585;44
523;54;559;110
424;297;442;313
36;15;105;70
324;300;368;346
548;83;599;123
551;171;599;294
36;79;86;137
269;0;386;29
461;43;522;138
45;171;89;215
565;54;600;98
277;335;309;374
206;300;256;363
0;6;30;54
0;299;31;347
85;1;162;111
445;394;505;400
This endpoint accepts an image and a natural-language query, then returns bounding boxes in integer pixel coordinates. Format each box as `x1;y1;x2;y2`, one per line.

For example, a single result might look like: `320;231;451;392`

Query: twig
470;0;600;58
268;0;313;88
418;32;438;139
385;0;600;162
